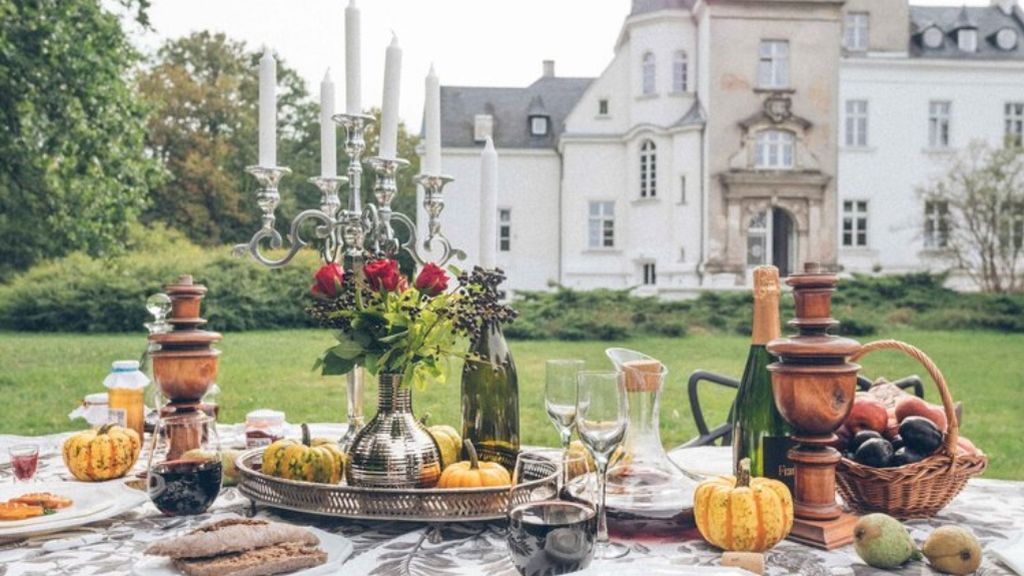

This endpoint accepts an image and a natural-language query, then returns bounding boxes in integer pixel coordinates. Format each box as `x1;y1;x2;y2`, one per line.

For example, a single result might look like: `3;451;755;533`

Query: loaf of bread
144;518;320;560
172;542;328;576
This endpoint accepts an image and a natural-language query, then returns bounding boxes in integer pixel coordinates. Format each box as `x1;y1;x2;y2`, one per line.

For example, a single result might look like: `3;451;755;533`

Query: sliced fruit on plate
11;492;74;509
0;502;45;521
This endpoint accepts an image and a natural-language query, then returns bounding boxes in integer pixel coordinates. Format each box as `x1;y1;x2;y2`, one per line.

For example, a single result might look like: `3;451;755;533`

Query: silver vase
346;373;443;489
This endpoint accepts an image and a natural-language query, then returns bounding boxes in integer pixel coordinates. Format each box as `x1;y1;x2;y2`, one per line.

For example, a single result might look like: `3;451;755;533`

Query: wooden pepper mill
767;263;860;549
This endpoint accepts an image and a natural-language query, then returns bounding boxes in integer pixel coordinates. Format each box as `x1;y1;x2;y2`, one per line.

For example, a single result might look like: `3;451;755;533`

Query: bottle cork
621;359;664;393
721;551;765;575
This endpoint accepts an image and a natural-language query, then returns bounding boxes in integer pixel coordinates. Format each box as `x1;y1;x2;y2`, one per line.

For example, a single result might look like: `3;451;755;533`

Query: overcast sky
132;0;995;129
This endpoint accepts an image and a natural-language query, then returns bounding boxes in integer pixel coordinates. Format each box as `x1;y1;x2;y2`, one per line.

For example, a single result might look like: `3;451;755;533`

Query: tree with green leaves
138;31;321;246
0;0;163;279
920;141;1024;293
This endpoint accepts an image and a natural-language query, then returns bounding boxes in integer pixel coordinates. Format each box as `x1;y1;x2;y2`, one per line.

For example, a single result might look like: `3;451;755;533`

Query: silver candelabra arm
232;165;347;268
366;156;410;256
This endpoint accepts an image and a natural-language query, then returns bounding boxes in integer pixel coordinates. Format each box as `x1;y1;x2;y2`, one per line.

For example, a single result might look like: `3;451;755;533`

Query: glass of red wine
506;450;597;576
9;444;40;483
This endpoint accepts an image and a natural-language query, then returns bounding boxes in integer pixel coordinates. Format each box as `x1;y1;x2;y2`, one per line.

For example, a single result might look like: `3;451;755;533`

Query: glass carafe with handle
602;348;700;537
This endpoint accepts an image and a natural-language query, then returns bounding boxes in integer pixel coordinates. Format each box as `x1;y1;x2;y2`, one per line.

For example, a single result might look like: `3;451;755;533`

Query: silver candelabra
233;112;465;450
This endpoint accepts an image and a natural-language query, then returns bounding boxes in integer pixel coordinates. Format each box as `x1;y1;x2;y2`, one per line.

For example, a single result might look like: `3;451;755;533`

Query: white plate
0;480;147;539
132;525;354;576
574;563;754;576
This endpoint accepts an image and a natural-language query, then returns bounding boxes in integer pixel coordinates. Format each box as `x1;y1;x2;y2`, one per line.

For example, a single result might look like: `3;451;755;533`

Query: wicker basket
836;340;988;519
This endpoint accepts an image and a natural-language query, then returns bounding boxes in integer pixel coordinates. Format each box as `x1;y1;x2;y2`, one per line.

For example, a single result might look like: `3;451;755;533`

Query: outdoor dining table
1;424;1021;576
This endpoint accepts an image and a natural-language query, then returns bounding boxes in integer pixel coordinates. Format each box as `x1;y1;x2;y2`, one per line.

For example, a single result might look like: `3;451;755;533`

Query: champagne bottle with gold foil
731;266;795;491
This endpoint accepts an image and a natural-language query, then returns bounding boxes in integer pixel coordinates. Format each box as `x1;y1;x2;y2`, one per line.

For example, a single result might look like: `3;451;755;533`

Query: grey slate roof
630;0;695;16
439;76;593;149
910;4;1024;60
671;99;707;129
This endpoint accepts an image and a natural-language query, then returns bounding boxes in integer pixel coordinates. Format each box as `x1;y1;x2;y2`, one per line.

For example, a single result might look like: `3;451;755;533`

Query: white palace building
419;0;1024;296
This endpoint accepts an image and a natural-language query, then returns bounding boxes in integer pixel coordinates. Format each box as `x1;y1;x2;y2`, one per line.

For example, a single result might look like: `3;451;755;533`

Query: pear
922;526;982;575
854;513;923;569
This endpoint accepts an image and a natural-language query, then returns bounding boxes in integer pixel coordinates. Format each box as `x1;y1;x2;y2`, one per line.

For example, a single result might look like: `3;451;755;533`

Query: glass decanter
141;293;172;433
602;348;700;537
146;405;222;516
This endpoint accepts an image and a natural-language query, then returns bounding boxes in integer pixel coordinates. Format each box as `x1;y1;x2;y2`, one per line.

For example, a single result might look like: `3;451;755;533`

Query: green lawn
1;329;1021;479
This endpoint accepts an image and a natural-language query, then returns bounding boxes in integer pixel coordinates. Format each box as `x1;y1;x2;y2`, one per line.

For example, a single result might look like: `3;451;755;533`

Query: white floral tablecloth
1;425;1021;576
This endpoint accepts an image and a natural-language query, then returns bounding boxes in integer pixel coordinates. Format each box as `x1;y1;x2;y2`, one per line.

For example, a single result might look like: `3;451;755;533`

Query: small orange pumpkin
437;440;511;488
694;457;794;552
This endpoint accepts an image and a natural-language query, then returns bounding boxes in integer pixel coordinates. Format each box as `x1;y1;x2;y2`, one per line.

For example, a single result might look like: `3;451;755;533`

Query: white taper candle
345;0;361;114
423;64;441;175
320;69;336;177
258;47;277;167
480;137;498;269
379;33;402;160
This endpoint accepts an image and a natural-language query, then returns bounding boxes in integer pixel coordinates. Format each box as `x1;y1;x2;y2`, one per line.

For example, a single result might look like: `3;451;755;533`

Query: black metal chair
679;371;926;449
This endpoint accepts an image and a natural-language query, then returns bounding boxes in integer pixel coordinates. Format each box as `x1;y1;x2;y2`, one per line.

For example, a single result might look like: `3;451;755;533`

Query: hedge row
1;229;1022;337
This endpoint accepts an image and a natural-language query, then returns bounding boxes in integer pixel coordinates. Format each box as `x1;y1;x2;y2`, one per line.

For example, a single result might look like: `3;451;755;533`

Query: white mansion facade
421;0;1024;295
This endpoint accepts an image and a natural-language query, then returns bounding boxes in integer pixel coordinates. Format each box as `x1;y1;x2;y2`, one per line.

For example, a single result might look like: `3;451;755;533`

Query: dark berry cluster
448;266;518;340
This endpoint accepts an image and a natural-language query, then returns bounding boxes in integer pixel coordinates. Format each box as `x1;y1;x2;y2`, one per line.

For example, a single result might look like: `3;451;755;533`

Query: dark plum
854;438;894;468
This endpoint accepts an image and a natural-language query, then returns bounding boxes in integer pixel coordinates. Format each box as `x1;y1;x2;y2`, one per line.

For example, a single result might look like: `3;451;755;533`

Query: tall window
1000;203;1024;250
844;12;870;51
755;130;795;169
588;201;615;249
747;210;769;267
673;50;688;93
758;40;790;89
929;101;951;148
845;100;869;147
842;200;869;247
924;201;950;249
498;209;511;252
958;29;978;52
680;175;687;204
1006;102;1024;146
598;99;609;116
640;140;657;198
642;52;656;95
642;262;657;286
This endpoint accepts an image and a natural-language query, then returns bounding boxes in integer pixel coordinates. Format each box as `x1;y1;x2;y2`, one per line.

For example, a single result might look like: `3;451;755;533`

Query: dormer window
529;115;549;136
922;26;944;49
996;28;1019;51
474;114;493;142
958;28;978;52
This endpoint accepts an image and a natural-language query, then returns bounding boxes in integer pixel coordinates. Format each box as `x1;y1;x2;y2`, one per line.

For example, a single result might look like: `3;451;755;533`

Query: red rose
364;259;404;292
311;262;345;299
414;263;449;297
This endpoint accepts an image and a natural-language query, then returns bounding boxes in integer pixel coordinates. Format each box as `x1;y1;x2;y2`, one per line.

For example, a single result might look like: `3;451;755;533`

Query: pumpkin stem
463;439;479;470
97;423;114;435
737;457;752;488
301;423;311;447
419;412;431;426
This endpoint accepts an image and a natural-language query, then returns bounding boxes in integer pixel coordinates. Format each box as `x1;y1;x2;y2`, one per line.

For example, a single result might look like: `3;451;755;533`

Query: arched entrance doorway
746;207;797;277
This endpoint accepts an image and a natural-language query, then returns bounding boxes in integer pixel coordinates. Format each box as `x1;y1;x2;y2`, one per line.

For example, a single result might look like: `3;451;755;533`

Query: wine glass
545;359;584;450
576;370;630;559
9;444;39;483
506;450;597;576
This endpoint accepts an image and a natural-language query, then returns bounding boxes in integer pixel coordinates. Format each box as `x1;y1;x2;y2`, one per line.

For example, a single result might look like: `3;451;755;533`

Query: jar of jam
245;410;285;449
105;360;148;439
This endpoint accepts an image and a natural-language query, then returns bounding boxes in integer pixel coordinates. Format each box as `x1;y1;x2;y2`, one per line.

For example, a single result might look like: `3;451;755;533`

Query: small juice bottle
104;360;149;439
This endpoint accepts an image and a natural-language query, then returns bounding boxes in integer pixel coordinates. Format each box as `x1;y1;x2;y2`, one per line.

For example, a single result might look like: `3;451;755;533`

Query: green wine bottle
731;266;795;492
461;320;520;470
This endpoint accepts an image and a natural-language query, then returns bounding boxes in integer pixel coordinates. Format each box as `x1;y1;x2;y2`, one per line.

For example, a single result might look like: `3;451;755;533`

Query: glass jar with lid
245;410;285;449
105;360;149;438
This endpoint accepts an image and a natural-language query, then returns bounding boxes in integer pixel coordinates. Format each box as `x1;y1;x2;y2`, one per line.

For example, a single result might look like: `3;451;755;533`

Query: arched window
642;52;656;96
755;130;795;169
673;50;688;93
640;140;657;198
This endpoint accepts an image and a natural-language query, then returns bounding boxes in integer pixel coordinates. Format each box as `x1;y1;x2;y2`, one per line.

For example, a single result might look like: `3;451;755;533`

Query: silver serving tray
236;449;558;522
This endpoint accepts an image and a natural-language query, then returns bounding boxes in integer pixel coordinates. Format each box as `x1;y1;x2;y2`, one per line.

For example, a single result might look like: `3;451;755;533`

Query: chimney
542;60;555;78
993;0;1017;15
